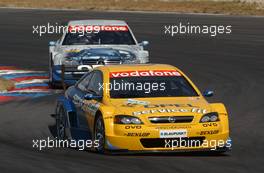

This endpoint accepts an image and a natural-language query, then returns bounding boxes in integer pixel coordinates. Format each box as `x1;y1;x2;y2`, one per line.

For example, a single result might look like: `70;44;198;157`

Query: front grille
82;59;121;65
63;66;80;72
149;116;193;124
140;137;205;148
62;66;87;79
104;60;122;65
82;60;97;65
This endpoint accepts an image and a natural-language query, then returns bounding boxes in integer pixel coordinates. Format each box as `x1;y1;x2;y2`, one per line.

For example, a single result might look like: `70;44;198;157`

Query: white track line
0;70;46;75
15;79;49;85
8;89;50;93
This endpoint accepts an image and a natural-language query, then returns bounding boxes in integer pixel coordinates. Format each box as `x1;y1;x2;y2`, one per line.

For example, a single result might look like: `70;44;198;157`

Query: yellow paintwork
84;64;230;151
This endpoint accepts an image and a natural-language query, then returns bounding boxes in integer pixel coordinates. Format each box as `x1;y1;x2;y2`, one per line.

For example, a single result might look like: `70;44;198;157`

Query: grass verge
0;78;15;92
0;0;263;16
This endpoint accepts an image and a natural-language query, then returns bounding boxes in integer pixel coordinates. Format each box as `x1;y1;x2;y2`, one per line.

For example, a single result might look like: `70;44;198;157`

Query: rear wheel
56;107;67;140
94;115;105;153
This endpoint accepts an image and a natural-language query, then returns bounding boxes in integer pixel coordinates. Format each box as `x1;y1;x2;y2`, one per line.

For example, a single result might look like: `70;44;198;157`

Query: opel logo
168;116;177;123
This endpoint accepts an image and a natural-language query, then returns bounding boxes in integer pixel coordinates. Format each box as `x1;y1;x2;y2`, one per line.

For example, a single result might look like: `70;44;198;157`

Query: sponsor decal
126;99;149;106
110;70;181;78
124;133;150;137
65;49;81;53
133;108;207;116
68;25;128;32
83;101;100;116
200;130;219;135
160;129;187;138
202;122;218;127
73;94;100;116
124;125;142;129
73;94;84;107
77;65;102;71
144;103;193;108
156;125;192;129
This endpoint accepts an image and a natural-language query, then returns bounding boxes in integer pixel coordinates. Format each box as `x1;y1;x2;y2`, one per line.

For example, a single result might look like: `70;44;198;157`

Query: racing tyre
49;67;57;89
49;60;54;88
49;71;54;87
49;58;59;89
56;106;68;140
94;115;105;153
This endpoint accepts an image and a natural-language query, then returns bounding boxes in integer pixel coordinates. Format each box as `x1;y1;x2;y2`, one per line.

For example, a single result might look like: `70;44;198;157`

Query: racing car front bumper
104;122;231;152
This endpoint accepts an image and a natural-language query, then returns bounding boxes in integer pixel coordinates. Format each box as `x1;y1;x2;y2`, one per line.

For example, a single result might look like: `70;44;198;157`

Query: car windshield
65;49;122;60
62;31;136;45
79;49;121;57
109;76;199;98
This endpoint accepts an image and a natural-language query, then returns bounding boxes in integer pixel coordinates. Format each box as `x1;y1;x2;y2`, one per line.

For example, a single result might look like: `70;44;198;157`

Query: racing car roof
97;64;181;73
68;20;128;26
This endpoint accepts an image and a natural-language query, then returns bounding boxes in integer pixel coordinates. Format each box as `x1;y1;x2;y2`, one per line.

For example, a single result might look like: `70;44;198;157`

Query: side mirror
49;41;56;46
84;93;102;100
203;90;214;97
139;41;149;47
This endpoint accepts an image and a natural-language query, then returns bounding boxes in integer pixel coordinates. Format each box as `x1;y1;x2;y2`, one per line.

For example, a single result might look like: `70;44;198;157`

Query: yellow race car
55;64;231;153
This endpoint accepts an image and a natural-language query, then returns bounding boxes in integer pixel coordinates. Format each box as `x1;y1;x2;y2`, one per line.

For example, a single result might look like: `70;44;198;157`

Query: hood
65;48;124;61
109;97;212;117
54;44;148;66
59;45;141;55
61;47;141;66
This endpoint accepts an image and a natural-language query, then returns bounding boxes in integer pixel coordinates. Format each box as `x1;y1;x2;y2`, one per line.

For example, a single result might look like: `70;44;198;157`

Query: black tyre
94;115;105;153
49;58;58;89
56;107;67;140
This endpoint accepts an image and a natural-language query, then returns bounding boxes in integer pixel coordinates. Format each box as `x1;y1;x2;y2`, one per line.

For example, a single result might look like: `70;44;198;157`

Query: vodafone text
109;70;181;78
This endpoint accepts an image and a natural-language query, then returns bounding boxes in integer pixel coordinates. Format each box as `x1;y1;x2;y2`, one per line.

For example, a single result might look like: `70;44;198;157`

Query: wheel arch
210;103;228;114
56;96;77;128
94;110;103;129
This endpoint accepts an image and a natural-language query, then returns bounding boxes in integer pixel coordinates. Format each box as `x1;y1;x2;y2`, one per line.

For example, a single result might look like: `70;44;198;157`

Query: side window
87;71;103;96
77;72;94;91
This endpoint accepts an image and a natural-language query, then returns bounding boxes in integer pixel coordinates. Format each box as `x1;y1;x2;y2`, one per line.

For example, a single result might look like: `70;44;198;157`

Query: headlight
63;59;80;66
200;112;219;123
118;50;136;61
114;115;143;124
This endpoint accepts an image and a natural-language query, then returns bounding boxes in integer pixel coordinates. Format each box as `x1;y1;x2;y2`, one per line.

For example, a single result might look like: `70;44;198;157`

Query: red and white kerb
68;25;129;32
109;70;181;78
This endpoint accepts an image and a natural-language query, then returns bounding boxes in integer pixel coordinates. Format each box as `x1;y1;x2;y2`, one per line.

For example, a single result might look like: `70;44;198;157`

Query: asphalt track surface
0;8;264;173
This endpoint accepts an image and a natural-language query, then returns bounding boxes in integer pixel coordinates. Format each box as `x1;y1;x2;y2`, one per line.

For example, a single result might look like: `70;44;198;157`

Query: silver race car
49;20;149;87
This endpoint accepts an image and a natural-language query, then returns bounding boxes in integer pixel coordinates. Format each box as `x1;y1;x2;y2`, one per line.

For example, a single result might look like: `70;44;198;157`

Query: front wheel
49;57;58;89
49;69;55;89
94;115;105;153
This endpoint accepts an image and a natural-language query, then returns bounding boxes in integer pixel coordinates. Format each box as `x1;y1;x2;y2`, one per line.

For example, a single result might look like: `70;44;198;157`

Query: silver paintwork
49;20;149;66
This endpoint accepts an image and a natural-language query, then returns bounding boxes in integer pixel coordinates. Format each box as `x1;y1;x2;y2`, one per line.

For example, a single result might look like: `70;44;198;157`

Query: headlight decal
114;115;143;124
200;112;219;123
